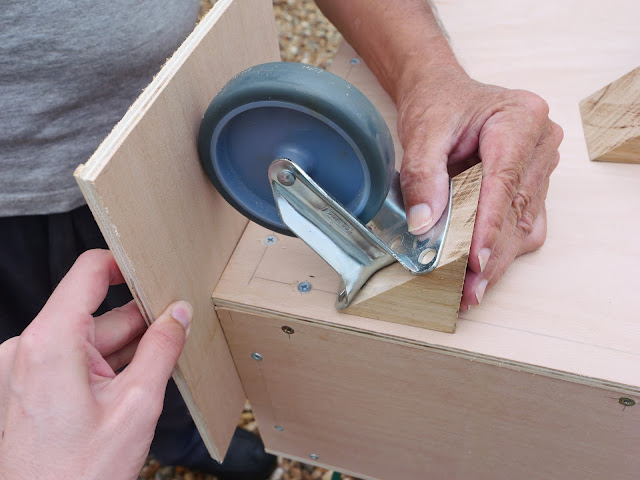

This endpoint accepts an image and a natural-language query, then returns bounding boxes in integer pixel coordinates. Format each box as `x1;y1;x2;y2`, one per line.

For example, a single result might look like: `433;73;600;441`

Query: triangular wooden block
345;163;482;333
580;66;640;163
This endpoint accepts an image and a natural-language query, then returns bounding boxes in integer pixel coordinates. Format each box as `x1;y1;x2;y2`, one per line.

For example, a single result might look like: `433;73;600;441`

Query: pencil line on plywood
465;317;640;357
253;276;338;295
249;245;269;286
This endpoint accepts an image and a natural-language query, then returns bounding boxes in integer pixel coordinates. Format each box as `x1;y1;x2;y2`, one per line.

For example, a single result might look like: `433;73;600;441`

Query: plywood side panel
346;163;482;332
221;310;640;480
75;0;280;459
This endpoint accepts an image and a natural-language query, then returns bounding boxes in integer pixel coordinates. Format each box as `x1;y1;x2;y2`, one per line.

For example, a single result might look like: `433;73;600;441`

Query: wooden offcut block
579;66;640;163
345;163;482;333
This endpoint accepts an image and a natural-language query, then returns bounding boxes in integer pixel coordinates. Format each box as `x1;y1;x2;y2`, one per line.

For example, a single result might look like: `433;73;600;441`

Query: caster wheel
197;62;395;235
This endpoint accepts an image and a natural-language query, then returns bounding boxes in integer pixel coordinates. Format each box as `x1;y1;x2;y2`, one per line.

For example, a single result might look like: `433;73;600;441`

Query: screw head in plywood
281;325;295;335
619;397;636;407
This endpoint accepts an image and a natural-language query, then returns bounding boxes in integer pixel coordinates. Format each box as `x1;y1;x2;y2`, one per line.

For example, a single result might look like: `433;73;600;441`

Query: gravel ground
138;2;356;480
200;0;342;67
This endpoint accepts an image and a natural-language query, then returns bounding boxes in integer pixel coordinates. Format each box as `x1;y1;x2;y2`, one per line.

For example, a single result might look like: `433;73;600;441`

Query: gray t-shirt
0;0;200;216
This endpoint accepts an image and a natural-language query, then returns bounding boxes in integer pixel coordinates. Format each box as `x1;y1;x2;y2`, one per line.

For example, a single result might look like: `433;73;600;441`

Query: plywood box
76;0;640;477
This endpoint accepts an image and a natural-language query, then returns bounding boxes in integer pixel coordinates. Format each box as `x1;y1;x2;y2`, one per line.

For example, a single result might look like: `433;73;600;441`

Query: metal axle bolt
277;170;296;186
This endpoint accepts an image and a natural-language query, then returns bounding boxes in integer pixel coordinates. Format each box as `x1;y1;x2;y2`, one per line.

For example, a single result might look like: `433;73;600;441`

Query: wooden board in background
75;0;280;460
580;66;640;163
214;0;640;394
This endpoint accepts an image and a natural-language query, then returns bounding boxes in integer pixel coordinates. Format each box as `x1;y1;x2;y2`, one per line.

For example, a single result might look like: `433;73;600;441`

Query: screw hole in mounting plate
389;236;403;250
418;248;437;265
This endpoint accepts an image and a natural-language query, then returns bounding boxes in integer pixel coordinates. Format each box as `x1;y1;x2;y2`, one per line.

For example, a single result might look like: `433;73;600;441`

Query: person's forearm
314;0;463;102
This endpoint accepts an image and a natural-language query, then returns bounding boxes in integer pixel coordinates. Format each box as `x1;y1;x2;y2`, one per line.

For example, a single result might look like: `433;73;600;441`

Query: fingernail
172;302;193;335
478;248;491;273
407;203;433;234
475;279;488;304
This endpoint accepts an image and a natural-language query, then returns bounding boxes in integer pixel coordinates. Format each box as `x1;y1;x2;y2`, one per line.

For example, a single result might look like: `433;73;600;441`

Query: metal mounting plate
269;158;453;309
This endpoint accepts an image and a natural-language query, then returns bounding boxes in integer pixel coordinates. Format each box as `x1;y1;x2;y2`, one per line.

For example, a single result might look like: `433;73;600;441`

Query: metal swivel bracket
269;158;453;309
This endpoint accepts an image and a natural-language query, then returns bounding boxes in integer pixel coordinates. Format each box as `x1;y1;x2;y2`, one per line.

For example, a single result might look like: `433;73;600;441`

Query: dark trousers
0;205;209;466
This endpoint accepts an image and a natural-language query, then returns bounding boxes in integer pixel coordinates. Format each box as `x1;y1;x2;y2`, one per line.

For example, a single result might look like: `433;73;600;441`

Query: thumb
119;301;192;394
400;137;451;235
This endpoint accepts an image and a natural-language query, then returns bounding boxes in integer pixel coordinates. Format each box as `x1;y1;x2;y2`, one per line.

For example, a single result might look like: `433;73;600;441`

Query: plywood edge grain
216;306;640;397
579;65;640;163
345;163;482;332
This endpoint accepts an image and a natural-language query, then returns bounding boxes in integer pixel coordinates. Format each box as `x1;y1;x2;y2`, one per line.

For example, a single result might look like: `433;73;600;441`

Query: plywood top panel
215;0;640;393
75;0;280;459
